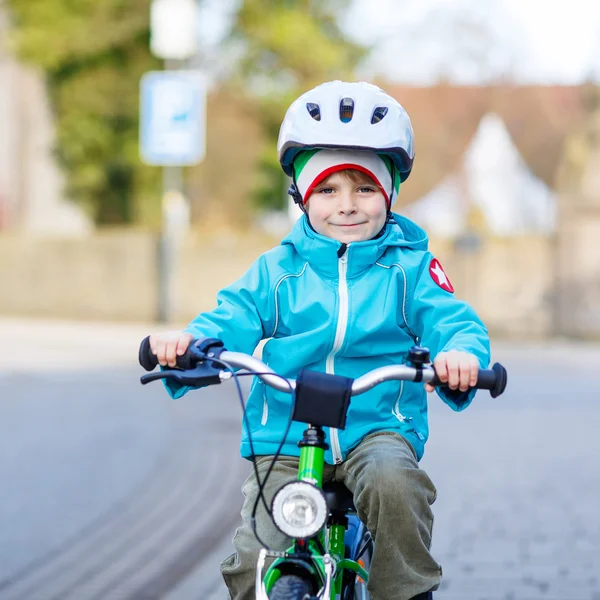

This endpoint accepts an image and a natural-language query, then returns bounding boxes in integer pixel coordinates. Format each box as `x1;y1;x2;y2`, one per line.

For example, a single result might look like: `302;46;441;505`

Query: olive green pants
221;431;442;600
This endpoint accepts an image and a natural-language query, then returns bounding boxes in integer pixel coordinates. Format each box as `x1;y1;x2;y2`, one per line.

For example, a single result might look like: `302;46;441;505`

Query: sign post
142;0;203;323
140;70;205;323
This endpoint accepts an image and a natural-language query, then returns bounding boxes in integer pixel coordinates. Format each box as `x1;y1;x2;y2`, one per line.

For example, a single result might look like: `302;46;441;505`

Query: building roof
405;113;557;237
383;83;590;206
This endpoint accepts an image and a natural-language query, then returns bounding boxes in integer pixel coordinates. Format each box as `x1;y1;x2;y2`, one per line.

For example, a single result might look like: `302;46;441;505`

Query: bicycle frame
256;424;369;600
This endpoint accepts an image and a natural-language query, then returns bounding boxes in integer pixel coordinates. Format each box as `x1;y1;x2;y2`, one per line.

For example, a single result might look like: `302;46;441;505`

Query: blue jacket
164;213;490;463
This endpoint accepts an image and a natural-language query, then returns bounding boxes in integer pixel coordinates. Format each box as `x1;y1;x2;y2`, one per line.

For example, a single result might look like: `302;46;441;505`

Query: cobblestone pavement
0;318;246;600
1;319;599;599
422;342;600;600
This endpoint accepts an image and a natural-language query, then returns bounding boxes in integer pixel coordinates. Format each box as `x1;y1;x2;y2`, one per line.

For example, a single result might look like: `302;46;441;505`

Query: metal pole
148;0;202;323
157;58;183;324
157;164;183;323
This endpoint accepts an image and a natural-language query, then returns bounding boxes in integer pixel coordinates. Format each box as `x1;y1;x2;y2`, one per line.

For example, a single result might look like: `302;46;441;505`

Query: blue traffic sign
140;71;206;166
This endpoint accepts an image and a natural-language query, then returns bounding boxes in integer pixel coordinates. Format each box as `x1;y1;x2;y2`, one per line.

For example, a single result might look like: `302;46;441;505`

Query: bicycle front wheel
269;574;313;600
343;518;373;600
352;541;372;600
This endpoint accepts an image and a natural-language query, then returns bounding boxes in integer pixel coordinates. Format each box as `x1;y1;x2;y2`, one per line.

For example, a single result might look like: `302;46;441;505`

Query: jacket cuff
161;374;194;399
436;386;476;412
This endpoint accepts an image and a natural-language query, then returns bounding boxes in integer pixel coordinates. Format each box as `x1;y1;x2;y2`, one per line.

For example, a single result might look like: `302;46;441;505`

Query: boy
149;81;490;600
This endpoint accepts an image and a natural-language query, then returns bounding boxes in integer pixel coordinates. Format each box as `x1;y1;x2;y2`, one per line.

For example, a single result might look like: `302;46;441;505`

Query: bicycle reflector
271;481;328;539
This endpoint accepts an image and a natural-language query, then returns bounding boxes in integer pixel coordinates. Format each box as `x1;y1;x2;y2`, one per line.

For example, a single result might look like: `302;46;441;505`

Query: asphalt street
1;319;599;600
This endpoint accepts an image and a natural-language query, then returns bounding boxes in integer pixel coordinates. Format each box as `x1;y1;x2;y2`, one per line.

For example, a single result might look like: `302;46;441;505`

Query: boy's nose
338;192;357;213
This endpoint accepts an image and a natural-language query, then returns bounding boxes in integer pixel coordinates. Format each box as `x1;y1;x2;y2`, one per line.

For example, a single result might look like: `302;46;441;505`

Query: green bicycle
139;338;507;599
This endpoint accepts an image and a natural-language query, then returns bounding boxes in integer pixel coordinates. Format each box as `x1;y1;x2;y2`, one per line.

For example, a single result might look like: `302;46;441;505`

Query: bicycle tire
353;537;372;600
269;574;313;600
342;525;373;600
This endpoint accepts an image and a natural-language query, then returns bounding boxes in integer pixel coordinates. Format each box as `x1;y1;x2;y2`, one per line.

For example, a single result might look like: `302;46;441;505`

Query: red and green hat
293;149;401;208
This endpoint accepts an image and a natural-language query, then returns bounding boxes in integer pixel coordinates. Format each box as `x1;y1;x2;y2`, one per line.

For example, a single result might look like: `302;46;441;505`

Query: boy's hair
320;169;378;187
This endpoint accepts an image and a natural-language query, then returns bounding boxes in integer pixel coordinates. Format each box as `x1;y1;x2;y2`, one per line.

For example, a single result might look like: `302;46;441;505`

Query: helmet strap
386;161;397;217
288;178;307;215
378;162;396;237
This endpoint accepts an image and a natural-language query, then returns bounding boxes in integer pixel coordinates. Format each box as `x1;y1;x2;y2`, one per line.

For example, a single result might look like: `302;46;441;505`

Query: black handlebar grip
430;362;507;398
477;363;508;398
139;336;158;371
138;336;199;371
173;348;197;370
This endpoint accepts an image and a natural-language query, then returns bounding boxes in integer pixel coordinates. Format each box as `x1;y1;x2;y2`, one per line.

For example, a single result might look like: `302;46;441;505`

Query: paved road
1;319;599;599
423;342;600;600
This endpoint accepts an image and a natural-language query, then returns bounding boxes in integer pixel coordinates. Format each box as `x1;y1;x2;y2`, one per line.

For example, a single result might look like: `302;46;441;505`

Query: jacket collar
281;214;429;279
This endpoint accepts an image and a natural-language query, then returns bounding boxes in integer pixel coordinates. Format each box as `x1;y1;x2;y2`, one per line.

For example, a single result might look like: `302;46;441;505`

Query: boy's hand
424;350;480;393
149;331;194;367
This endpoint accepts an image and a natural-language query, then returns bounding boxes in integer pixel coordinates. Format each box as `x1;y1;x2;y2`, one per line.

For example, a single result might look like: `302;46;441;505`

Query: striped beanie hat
292;149;401;208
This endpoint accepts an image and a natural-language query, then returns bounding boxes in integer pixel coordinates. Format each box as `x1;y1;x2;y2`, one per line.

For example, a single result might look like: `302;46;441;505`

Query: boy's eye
358;186;377;193
316;187;334;194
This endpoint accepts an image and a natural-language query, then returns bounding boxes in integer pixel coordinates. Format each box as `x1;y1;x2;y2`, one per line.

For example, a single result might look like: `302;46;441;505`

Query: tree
229;0;366;210
5;0;366;223
6;0;161;225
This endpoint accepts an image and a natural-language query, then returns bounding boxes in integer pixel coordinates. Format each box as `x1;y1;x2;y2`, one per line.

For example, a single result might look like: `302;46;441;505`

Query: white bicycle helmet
278;80;415;182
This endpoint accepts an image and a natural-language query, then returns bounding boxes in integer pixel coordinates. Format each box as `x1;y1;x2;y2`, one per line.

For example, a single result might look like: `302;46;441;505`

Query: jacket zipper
326;245;349;464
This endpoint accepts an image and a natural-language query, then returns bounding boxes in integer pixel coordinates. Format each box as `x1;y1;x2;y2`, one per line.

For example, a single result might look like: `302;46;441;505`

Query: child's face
306;172;388;243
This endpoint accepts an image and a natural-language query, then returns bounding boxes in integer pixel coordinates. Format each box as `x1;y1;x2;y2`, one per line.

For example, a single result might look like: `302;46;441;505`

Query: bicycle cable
355;530;373;561
199;356;296;551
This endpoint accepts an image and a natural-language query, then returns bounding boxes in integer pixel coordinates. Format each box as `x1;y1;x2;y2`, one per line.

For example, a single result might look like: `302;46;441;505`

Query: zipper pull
337;243;347;258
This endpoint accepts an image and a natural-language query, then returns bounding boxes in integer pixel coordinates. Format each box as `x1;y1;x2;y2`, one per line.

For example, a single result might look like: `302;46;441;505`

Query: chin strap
372;213;394;239
288;182;307;214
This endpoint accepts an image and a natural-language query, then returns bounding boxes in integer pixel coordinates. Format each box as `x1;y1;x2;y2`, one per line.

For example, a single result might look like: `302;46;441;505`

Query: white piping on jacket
270;263;309;338
375;261;419;342
392;381;406;422
263;263;308;426
260;382;269;426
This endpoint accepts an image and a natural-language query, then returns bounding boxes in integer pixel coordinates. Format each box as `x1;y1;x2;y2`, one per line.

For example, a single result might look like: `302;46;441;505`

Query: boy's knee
359;462;436;511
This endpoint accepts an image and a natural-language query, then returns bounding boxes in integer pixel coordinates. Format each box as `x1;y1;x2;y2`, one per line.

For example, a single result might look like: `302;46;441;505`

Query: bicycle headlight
271;481;328;539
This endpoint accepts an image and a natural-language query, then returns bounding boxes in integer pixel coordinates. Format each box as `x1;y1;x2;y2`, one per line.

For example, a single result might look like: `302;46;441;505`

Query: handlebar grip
430;362;507;398
138;336;198;372
476;363;508;398
139;336;158;371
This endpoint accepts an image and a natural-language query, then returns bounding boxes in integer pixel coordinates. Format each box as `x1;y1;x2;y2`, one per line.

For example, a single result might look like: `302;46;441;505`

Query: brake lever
140;362;224;386
141;370;174;384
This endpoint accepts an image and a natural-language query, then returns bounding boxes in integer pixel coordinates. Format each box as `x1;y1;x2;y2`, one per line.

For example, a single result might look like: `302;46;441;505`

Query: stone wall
0;229;567;338
0;231;158;321
555;92;600;338
428;236;555;338
0;230;275;323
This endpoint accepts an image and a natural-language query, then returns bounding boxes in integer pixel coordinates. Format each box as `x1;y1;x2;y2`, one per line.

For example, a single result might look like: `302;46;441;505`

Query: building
0;7;91;235
405;112;556;237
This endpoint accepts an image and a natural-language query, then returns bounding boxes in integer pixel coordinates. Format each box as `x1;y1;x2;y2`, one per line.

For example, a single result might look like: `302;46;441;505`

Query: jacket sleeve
406;252;490;411
163;254;274;399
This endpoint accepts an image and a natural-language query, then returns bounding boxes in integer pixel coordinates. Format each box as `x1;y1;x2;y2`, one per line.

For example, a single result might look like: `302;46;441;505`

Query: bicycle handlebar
138;337;508;398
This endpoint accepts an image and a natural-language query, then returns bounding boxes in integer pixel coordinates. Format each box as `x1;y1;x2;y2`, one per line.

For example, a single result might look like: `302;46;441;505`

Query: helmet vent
371;106;389;124
339;98;354;123
306;102;321;121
